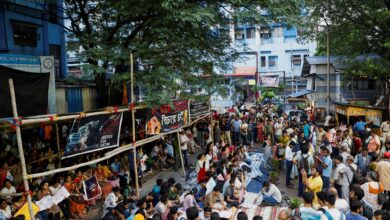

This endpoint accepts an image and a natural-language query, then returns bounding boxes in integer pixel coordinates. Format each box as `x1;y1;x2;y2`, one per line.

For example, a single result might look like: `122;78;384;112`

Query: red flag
122;82;128;105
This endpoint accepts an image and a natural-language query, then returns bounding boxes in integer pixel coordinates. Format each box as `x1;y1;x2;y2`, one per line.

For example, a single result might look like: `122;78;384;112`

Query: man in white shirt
381;120;390;142
258;181;282;205
321;191;346;220
274;118;283;141
155;195;170;215
102;186;121;218
285;141;295;189
0;180;16;201
333;155;350;201
180;129;190;168
329;187;350;214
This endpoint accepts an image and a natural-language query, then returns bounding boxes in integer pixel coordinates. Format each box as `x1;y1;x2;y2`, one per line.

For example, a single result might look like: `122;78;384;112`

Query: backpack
347;164;366;185
299;156;310;173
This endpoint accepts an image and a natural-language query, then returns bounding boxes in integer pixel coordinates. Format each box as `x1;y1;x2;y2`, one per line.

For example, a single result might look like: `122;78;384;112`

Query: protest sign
82;175;102;201
190;100;210;118
63;112;123;158
13;202;39;219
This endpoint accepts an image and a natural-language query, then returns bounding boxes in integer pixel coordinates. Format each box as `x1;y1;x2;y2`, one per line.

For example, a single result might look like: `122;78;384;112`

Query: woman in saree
64;175;87;219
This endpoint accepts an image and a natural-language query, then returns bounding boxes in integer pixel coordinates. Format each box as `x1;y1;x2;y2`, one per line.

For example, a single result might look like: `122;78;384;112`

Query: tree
63;0;302;107
301;0;390;102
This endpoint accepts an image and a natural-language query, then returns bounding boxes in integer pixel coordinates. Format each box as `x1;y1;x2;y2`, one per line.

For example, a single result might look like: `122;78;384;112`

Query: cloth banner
0;65;49;118
82;175;102;201
146;100;189;135
190;100;210;118
63;112;123;159
260;75;279;87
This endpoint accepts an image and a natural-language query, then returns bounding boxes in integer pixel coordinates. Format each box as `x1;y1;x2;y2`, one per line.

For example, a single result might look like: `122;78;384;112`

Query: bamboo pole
8;78;36;220
19;105;145;126
130;53;140;198
55;122;61;168
176;131;186;177
29;114;209;179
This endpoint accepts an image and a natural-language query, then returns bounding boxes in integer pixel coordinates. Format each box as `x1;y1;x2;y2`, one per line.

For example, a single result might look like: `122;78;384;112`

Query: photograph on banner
63;112;123;159
83;175;102;201
260;75;279;87
146;100;189;135
190;100;210;118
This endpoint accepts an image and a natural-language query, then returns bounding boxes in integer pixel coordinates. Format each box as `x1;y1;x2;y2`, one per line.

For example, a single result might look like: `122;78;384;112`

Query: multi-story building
228;24;317;98
0;0;67;78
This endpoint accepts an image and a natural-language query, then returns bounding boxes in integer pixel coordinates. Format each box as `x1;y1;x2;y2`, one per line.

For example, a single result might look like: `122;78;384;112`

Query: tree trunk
95;73;108;108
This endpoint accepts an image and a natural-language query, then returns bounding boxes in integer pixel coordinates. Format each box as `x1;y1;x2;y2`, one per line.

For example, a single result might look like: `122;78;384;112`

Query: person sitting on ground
204;186;226;211
154;195;170;216
0;179;16;202
293;191;322;219
237;211;248;220
183;188;200;211
224;178;240;207
102;186;122;218
0;197;12;220
346;200;368;220
199;207;211;220
186;206;200;220
255;181;282;206
167;183;182;204
277;209;291;220
134;198;149;220
321;192;346;220
210;212;220;220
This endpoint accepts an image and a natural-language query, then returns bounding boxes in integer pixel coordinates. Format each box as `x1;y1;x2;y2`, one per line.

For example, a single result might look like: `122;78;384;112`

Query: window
12;22;38;47
235;29;244;40
268;56;277;67
246;28;255;39
291;55;302;65
272;27;283;38
260;31;271;39
48;2;58;23
261;56;266;67
350;79;375;90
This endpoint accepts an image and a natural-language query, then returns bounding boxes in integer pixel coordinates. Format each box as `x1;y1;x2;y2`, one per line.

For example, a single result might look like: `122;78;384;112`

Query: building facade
0;0;67;78
228;24;317;96
301;56;383;112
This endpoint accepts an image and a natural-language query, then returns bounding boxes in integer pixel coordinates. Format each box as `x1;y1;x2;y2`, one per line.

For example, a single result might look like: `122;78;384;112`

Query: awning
285;90;315;98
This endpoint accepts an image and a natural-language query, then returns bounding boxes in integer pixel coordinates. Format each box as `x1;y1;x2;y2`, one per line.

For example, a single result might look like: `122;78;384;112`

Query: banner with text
260;75;279;87
82;175;102;201
146;101;189;135
63;112;123;159
190;100;210;118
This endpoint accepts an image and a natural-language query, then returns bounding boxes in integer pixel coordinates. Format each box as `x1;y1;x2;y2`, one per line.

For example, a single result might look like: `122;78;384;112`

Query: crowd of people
0;101;390;220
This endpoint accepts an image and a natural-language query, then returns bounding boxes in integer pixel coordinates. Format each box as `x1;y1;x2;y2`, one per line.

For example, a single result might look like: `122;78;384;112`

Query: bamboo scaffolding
130;53;140;198
176;131;186;177
8;78;36;219
28;114;209;179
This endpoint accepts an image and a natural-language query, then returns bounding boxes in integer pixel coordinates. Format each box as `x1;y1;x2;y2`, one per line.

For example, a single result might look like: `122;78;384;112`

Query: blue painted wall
0;0;67;78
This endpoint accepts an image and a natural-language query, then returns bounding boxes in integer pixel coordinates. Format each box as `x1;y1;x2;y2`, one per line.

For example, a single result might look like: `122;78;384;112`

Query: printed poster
82;175;102;201
260;75;279;87
146;100;189;135
63;112;123;159
190;100;210;118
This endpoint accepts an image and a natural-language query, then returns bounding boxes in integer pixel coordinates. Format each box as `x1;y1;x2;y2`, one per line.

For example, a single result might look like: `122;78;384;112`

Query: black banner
146;101;189;135
0;65;49;118
63;112;123;159
190;101;210;118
